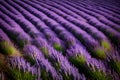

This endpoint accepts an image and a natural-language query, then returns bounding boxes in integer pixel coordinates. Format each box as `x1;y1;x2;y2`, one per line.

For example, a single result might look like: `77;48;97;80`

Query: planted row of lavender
23;44;62;80
0;17;31;48
0;28;22;56
7;57;39;80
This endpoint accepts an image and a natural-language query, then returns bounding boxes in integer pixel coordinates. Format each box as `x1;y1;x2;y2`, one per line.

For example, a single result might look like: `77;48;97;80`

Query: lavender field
0;0;120;80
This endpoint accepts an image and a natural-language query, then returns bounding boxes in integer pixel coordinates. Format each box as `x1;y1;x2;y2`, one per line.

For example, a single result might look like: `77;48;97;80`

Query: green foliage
9;32;19;41
18;40;29;48
69;54;110;80
24;56;36;66
75;55;86;64
53;43;63;52
110;60;120;74
41;69;48;80
88;70;111;80
7;32;29;48
41;69;52;80
54;62;61;70
93;48;106;59
12;69;36;80
41;47;49;58
0;41;17;55
67;40;75;47
62;73;72;80
70;55;86;67
101;41;111;50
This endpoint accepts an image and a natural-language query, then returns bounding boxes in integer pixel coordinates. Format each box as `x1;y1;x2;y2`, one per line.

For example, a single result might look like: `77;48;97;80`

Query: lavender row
0;28;22;56
7;57;40;80
0;18;31;48
23;44;62;80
